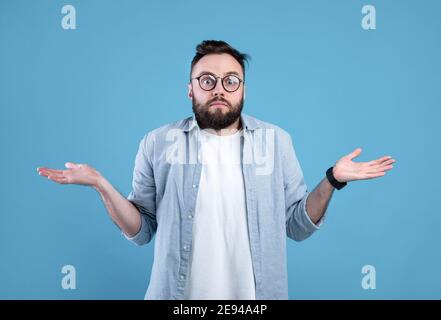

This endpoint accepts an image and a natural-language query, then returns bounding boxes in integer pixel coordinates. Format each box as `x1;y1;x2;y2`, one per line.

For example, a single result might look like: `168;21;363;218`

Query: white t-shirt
184;128;256;300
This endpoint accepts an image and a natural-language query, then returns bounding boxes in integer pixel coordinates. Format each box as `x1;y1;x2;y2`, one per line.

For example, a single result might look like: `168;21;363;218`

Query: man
37;40;395;300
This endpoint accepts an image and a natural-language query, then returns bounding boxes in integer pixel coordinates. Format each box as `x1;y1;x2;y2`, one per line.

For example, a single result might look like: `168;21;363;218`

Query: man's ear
188;83;193;100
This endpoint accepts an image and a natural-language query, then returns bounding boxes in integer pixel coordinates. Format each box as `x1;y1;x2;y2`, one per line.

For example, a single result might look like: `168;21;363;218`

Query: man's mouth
209;101;229;108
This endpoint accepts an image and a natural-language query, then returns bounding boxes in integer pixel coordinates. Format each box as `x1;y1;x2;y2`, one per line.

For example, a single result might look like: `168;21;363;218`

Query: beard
192;95;244;130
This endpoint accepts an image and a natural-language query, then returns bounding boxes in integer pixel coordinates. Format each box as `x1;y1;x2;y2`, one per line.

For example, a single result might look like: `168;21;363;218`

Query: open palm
37;162;102;187
333;148;395;183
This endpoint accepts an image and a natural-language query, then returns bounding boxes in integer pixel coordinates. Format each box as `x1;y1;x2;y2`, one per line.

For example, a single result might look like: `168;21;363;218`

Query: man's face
188;53;246;130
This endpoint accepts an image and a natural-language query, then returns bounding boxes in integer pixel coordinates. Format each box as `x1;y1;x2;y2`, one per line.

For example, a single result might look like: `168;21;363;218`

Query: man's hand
37;162;143;237
304;148;395;224
37;162;103;188
333;148;395;183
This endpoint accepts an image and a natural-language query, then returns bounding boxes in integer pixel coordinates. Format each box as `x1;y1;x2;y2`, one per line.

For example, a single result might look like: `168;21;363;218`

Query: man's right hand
37;161;144;238
37;162;103;189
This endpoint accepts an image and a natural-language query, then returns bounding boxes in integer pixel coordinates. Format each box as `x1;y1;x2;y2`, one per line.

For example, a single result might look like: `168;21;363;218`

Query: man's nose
211;78;225;97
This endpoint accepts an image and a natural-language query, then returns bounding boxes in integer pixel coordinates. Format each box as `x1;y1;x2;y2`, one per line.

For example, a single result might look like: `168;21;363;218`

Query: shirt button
183;245;188;251
188;214;193;219
180;275;185;280
192;184;198;188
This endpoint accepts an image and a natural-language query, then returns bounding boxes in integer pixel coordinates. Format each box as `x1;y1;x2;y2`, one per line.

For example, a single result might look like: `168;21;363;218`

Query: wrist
326;166;347;190
93;174;108;193
332;167;345;184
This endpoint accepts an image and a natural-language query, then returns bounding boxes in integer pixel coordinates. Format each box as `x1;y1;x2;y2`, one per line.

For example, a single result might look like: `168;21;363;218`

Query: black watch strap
326;166;347;190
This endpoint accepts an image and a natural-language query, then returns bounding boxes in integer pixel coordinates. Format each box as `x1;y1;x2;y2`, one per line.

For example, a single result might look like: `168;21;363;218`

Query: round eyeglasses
190;73;244;93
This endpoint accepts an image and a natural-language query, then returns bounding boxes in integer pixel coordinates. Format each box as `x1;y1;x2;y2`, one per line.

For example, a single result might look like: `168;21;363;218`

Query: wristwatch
326;166;347;190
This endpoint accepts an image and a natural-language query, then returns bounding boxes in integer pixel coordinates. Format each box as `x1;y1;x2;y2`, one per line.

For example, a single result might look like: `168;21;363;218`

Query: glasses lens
199;74;216;90
223;75;240;92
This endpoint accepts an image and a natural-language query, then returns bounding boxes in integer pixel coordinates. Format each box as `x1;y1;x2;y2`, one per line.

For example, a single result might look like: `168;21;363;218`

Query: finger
383;158;396;165
38;169;64;177
377;157;395;166
38;169;53;177
49;175;68;184
347;147;362;161
377;162;395;170
37;167;59;173
40;168;64;174
65;162;80;169
42;169;66;177
38;171;49;177
380;165;394;172
366;161;395;171
365;164;394;174
38;169;47;176
363;172;386;180
367;156;393;166
47;173;67;181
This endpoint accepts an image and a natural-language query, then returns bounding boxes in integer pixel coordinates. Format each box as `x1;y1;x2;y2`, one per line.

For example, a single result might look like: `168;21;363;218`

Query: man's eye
201;77;214;85
225;76;239;85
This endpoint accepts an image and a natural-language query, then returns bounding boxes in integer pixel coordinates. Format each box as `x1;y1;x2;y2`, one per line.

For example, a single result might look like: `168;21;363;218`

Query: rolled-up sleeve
282;132;325;241
124;132;157;246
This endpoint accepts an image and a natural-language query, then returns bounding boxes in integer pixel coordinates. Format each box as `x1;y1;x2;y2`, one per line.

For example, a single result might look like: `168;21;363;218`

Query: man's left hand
333;148;395;183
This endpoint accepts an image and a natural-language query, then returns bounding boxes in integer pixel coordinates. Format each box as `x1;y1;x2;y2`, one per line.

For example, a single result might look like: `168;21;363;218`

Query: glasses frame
190;73;244;93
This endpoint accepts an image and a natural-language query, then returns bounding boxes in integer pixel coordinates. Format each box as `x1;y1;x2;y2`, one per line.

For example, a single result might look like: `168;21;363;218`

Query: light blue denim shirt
124;113;325;300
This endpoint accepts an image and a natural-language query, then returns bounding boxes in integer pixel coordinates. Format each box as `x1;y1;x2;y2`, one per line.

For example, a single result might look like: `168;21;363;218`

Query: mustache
207;97;231;107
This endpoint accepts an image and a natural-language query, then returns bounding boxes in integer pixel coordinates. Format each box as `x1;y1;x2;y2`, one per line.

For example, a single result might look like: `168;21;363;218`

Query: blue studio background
1;0;440;299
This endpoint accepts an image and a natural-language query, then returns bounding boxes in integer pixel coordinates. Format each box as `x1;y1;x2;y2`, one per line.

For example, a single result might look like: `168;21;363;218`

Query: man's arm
305;148;396;224
305;176;334;224
37;162;141;237
94;175;141;237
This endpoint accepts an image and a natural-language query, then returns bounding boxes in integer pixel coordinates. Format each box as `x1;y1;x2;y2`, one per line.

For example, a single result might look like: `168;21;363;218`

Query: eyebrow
197;71;241;77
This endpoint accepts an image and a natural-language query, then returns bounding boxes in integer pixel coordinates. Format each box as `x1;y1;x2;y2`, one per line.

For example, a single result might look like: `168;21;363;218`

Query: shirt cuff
302;192;326;230
122;212;146;244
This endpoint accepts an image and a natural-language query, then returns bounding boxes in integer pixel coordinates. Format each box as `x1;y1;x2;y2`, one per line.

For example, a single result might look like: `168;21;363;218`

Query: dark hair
190;40;250;79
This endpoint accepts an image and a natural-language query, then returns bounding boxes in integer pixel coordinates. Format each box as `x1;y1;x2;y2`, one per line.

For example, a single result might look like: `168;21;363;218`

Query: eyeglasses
190;73;244;93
